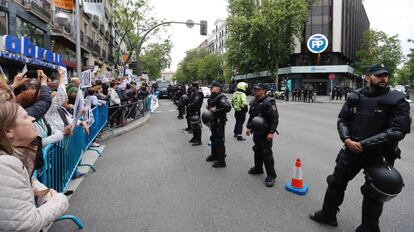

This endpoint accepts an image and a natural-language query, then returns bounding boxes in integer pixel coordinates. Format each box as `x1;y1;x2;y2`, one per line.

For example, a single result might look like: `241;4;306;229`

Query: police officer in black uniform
187;82;204;146
310;64;411;232
246;83;279;187
205;82;231;168
184;84;193;132
175;84;185;119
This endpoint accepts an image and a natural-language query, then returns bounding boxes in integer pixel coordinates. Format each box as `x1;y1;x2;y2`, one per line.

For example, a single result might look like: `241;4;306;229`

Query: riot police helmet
251;116;267;134
364;161;404;202
202;111;215;124
180;94;189;101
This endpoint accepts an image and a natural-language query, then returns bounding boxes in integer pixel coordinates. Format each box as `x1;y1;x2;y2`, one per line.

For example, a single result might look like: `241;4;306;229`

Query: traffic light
200;20;207;36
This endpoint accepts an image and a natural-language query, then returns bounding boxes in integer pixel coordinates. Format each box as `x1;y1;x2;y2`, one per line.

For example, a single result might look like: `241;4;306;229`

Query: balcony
93;43;100;55
101;50;106;60
105;31;110;40
92;16;99;27
87;37;93;50
80;31;84;44
24;0;52;20
99;24;105;34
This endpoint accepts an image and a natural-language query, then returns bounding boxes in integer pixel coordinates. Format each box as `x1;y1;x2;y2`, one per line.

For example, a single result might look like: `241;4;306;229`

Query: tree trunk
274;62;279;91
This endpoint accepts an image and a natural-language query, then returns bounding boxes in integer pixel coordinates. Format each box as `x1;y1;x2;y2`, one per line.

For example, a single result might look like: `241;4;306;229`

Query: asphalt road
51;97;414;232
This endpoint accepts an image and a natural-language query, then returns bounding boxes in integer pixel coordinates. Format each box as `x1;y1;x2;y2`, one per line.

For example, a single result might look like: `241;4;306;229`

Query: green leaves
140;40;172;80
355;30;403;78
174;48;223;84
226;0;309;86
396;39;414;86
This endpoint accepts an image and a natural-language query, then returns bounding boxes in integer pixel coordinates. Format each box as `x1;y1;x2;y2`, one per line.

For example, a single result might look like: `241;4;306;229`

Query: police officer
206;82;231;168
310;64;411;232
175;84;185;119
185;84;193;132
246;83;279;187
187;82;204;146
231;82;248;141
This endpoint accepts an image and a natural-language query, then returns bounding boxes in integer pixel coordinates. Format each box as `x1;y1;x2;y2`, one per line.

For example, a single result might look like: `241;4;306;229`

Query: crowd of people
0;68;154;231
331;86;351;100
290;84;316;102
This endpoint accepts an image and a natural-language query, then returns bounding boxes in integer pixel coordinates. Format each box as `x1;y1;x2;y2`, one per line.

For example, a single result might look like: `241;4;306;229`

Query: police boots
309;210;338;227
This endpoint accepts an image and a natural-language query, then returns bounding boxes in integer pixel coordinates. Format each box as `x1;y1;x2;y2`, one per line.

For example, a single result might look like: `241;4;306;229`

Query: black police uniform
185;86;193;131
187;89;204;144
246;95;279;179
175;85;185;119
311;87;411;231
206;91;231;167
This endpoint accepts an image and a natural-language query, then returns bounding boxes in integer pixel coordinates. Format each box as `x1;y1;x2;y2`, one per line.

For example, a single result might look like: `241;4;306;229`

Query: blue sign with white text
0;35;64;66
307;34;329;54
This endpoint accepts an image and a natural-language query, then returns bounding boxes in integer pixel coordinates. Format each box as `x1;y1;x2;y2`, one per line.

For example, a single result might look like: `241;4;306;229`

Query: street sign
329;73;336;81
307;34;329;54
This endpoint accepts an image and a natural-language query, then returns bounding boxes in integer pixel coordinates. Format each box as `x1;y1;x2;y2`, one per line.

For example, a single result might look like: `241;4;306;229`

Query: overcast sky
149;0;414;71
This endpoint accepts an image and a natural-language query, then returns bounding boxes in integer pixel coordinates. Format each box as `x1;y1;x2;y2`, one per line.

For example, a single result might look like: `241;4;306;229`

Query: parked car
200;86;211;98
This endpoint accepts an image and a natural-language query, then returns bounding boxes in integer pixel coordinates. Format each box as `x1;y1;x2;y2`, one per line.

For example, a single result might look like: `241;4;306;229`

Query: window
0;11;7;35
16;17;44;47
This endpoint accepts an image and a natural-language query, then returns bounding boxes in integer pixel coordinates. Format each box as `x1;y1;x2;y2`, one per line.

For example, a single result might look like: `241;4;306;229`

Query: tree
174;48;224;84
355;30;403;78
110;0;150;66
396;39;414;86
197;53;223;83
226;0;311;89
140;40;172;80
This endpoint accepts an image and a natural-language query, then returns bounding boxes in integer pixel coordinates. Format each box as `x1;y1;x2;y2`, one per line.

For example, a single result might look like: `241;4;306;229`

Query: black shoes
189;138;196;143
184;127;192;131
355;224;380;232
192;141;202;146
233;134;238;138
264;176;275;187
237;136;246;141
206;155;216;162
248;167;264;175
177;116;184;119
212;161;226;168
309;210;338;227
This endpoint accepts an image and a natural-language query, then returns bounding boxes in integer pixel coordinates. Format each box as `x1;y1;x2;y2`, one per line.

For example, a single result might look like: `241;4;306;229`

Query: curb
96;113;152;142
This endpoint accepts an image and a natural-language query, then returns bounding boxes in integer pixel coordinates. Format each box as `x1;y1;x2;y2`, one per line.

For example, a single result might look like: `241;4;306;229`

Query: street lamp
134;19;207;76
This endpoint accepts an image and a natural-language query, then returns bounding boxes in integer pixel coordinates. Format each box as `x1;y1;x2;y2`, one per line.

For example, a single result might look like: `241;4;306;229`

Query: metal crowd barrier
40;104;108;193
107;99;147;127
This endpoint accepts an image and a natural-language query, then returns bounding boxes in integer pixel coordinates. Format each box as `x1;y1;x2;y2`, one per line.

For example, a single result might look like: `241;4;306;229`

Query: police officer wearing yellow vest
206;82;231;168
231;82;248;141
310;64;411;232
246;83;279;187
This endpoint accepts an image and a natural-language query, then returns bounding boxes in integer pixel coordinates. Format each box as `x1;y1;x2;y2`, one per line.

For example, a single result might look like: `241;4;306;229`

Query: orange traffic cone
285;159;308;195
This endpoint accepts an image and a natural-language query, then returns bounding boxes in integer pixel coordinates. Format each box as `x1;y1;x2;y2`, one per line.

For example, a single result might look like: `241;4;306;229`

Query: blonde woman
0;100;68;231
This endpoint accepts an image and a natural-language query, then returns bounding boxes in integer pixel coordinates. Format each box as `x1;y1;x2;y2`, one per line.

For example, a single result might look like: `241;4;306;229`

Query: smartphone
25;70;38;79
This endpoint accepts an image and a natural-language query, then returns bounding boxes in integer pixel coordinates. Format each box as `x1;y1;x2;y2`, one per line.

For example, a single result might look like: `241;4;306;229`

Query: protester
0;100;69;231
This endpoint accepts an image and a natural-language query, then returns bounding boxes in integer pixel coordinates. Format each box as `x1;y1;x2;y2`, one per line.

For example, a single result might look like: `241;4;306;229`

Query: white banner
72;87;85;129
81;69;92;88
83;0;105;16
150;95;159;112
58;66;68;84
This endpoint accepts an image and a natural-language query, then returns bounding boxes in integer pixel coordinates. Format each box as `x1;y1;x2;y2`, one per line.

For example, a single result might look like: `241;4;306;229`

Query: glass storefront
16;16;45;47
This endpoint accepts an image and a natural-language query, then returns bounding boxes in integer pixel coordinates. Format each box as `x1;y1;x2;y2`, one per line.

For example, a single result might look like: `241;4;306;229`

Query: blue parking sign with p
307;34;329;54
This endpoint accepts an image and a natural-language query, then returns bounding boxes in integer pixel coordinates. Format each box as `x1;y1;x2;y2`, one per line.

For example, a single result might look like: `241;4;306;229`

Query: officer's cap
254;83;267;91
210;81;221;88
365;64;389;76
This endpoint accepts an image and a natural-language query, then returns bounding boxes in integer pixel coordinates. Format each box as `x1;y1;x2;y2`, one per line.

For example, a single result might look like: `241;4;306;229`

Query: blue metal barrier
39;104;108;193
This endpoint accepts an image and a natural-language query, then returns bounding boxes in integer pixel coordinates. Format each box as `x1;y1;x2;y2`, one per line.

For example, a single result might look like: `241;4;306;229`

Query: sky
149;0;414;72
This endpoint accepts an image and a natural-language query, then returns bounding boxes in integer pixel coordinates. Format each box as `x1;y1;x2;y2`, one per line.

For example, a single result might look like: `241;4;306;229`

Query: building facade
233;0;370;95
0;0;126;79
198;19;227;55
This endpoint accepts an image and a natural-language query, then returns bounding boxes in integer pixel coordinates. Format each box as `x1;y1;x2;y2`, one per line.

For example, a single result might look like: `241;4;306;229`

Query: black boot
206;155;216;162
248;167;264;175
237;136;246;141
192;141;202;146
189;138;196;143
212;160;226;168
309;210;338;227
